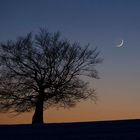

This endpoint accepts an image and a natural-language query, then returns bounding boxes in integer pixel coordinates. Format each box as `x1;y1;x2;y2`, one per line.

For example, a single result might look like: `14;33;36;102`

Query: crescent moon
117;40;124;47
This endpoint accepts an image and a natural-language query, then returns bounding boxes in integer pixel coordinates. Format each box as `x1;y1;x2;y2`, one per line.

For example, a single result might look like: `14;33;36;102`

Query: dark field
0;119;140;140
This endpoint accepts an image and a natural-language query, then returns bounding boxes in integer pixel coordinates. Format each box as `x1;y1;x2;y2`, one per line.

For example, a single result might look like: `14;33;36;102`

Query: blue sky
0;0;140;123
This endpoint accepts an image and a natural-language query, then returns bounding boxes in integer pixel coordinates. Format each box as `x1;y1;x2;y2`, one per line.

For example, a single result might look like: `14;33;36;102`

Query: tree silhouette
0;29;102;124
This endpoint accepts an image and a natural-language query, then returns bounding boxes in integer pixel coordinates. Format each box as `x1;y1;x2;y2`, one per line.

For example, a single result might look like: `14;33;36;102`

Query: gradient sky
0;0;140;124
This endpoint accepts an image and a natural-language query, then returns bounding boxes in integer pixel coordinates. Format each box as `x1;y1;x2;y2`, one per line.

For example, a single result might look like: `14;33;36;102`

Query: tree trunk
32;94;44;124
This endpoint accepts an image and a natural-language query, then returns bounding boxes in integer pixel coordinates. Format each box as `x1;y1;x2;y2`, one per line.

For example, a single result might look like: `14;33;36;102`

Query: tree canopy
0;29;102;123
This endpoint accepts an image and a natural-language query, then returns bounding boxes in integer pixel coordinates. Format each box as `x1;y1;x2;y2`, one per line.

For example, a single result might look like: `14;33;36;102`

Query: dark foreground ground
0;119;140;140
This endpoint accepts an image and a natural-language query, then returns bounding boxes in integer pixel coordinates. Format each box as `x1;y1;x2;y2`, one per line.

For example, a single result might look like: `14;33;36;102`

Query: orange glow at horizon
0;76;140;124
0;99;140;124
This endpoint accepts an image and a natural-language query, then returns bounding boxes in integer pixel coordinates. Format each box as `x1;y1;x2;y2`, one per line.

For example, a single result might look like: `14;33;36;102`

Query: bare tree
0;29;102;124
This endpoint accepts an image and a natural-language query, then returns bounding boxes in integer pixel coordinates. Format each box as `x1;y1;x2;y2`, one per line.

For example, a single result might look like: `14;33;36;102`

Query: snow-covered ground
0;119;140;140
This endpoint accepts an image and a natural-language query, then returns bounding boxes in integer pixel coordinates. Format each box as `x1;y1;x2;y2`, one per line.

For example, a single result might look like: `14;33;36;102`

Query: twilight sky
0;0;140;124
